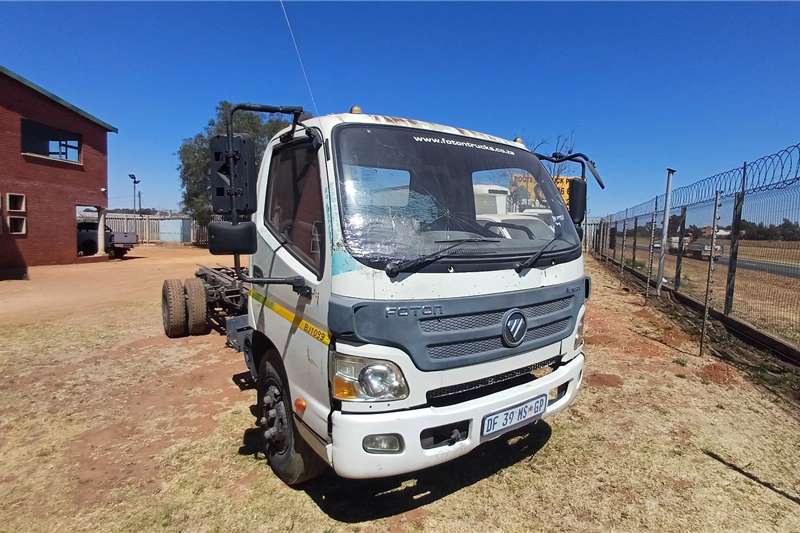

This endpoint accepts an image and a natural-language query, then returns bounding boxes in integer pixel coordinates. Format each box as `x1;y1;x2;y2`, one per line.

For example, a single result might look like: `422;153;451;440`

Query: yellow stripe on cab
249;288;331;346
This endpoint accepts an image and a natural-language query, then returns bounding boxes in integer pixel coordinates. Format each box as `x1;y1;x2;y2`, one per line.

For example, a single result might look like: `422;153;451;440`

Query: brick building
0;66;117;278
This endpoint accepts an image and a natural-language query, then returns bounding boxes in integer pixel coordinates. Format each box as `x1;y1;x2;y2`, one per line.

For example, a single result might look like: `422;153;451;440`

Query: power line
279;0;319;115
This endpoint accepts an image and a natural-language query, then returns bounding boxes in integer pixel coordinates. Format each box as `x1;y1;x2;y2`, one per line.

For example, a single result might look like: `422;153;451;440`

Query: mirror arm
223;102;305;273
534;152;605;190
239;273;312;298
279;110;306;143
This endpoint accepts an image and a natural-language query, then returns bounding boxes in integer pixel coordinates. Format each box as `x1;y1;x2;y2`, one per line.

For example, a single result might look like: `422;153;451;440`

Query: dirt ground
1;247;798;532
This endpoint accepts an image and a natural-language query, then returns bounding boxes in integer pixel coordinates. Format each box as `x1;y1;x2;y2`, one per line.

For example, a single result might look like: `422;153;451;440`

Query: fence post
645;198;658;299
674;206;687;290
595;221;600;257
620;218;627;276
612;221;618;262
632;216;638;266
657;168;676;295
601;218;606;259
700;191;722;356
724;161;747;315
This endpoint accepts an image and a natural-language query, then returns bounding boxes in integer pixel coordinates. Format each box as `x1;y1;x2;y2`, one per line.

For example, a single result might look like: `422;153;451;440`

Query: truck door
251;134;331;441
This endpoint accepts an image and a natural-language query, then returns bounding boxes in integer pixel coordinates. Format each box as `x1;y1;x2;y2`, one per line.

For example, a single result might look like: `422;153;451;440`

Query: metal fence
104;214;214;245
588;142;800;353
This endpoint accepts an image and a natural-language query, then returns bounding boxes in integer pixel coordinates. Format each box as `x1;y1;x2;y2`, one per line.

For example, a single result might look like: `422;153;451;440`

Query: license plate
481;394;548;437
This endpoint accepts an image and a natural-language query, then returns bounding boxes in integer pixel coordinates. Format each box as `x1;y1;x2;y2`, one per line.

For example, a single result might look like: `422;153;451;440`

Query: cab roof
304;112;527;150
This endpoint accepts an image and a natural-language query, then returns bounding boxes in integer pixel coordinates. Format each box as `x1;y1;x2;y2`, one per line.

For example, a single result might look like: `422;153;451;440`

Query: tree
532;132;576;178
177;101;293;225
739;218;800;241
779;218;800;241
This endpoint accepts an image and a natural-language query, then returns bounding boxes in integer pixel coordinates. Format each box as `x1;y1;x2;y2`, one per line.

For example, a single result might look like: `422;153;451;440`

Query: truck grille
419;297;572;333
328;277;585;371
428;318;571;360
426;356;562;407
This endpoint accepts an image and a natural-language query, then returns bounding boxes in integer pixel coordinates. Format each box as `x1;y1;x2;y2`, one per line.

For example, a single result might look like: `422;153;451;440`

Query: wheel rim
260;380;290;455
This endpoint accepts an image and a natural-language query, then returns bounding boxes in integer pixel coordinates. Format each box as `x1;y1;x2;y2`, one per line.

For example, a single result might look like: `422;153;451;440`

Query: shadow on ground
240;420;552;522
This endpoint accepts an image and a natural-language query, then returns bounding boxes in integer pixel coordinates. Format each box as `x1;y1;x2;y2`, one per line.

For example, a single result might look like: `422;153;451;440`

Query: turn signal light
294;397;307;416
333;375;358;399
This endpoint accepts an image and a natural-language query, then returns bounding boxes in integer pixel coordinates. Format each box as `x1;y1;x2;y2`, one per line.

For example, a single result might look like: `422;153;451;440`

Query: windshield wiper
514;220;578;272
514;237;564;273
385;238;500;278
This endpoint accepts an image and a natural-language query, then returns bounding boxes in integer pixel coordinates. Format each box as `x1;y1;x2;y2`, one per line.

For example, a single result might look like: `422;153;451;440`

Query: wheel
183;278;209;335
257;358;326;486
111;247;128;259
79;240;97;256
162;279;188;338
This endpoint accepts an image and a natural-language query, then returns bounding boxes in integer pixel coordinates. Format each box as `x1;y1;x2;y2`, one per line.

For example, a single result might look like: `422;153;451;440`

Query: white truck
161;104;604;485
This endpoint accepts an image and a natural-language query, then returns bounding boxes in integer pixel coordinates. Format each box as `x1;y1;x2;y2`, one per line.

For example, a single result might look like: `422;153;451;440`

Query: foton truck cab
161;104;604;485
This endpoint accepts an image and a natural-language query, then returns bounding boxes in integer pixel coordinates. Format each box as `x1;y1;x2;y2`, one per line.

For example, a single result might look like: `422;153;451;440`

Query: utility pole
129;174;141;214
656;168;676;295
138;191;143;214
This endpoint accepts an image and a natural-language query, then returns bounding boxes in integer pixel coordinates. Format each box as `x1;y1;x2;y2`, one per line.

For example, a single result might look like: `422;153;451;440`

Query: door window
265;142;325;276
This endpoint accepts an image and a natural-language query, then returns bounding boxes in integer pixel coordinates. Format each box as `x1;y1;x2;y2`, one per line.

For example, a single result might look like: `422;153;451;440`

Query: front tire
257;358;326;486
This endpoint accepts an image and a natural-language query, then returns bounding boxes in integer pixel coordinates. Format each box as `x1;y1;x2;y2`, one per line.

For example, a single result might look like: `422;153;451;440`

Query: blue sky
2;2;798;216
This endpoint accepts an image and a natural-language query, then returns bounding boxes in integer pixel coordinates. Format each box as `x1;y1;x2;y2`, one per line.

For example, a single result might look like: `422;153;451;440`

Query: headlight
574;313;585;351
331;353;409;401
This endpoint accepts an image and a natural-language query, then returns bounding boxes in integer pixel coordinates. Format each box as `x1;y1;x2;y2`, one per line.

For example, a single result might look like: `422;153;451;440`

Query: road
627;244;800;279
718;255;800;278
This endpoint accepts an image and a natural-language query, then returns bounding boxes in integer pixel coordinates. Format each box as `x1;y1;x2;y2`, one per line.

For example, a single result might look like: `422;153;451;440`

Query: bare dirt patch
697;361;740;386
585;372;624;388
584;334;616;346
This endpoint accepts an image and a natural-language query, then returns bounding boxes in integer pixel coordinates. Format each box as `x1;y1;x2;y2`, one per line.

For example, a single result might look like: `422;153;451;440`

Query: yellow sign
553;176;573;208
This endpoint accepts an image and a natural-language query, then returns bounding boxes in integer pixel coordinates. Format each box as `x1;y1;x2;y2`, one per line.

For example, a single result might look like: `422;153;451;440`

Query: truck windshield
334;124;579;270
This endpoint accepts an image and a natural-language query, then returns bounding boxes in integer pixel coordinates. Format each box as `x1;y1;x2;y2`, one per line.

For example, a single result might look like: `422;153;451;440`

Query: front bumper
329;353;584;479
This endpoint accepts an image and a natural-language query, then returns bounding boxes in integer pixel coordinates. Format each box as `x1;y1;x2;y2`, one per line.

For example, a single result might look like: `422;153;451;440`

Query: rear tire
112;247;128;259
184;278;209;335
162;279;188;338
257;358;326;486
79;240;97;256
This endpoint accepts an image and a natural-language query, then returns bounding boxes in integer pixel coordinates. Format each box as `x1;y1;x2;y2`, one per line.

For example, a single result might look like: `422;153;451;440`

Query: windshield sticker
412;135;515;156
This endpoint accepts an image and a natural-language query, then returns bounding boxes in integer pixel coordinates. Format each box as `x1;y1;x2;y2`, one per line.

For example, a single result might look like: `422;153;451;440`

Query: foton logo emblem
501;309;527;347
385;305;443;318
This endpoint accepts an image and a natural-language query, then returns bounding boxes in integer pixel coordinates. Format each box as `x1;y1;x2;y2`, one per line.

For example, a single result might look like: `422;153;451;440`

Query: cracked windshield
335;125;578;268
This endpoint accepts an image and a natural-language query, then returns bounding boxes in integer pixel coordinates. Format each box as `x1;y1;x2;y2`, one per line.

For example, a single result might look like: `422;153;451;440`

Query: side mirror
208;221;257;255
209;134;258;216
568;179;587;226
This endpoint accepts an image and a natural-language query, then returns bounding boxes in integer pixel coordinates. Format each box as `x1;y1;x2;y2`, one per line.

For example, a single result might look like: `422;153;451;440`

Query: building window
4;193;27;235
21;119;82;162
7;193;26;212
8;216;27;235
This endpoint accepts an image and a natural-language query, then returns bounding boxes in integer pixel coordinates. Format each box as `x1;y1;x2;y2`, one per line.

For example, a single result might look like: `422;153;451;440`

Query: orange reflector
294;397;307;415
